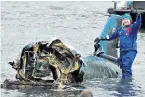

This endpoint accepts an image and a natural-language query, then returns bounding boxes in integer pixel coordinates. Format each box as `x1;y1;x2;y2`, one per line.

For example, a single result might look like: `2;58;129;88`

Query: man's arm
133;13;142;29
107;28;120;40
94;27;120;42
103;27;120;40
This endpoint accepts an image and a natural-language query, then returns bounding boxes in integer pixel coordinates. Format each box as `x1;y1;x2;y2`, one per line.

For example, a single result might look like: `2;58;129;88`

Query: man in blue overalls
95;13;142;78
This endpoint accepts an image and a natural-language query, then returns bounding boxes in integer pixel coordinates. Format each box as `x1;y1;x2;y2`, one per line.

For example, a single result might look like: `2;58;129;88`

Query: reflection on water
115;78;136;96
83;78;144;97
1;84;87;97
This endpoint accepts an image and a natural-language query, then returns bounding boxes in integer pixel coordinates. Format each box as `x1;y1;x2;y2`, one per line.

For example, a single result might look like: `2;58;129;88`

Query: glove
136;10;141;20
94;37;101;42
137;12;141;18
94;37;108;42
136;10;141;15
131;9;141;15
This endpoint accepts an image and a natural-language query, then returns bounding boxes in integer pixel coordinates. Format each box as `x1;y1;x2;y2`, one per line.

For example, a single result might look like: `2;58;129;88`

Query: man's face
122;18;131;26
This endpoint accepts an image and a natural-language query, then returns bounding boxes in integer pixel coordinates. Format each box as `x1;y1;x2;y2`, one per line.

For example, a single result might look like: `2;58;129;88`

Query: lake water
1;1;145;97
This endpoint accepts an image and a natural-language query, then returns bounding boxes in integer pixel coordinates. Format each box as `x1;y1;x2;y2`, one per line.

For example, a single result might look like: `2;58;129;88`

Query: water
1;1;145;97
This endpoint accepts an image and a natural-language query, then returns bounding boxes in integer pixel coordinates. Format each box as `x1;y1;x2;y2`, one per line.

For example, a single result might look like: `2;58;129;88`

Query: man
94;13;142;78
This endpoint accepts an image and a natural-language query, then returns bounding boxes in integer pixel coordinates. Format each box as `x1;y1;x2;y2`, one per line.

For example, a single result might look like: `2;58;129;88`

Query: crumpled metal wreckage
4;38;85;89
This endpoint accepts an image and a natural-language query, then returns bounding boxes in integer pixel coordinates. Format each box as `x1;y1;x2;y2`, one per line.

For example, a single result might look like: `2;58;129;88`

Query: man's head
122;13;132;26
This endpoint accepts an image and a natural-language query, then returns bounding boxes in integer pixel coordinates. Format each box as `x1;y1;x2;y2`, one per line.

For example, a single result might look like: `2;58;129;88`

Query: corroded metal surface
6;38;84;88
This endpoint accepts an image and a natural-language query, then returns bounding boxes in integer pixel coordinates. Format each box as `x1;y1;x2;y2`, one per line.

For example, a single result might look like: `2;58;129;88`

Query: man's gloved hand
94;37;101;42
137;10;141;15
131;9;142;15
94;37;108;42
135;10;141;21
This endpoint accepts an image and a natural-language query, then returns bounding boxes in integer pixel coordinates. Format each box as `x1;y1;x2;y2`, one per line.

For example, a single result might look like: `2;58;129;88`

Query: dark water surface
1;1;145;97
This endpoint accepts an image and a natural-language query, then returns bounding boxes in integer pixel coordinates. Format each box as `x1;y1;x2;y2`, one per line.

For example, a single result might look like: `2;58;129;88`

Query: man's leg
121;50;137;78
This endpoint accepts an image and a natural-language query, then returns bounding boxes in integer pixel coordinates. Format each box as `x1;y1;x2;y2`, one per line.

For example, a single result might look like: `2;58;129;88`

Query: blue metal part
94;14;122;58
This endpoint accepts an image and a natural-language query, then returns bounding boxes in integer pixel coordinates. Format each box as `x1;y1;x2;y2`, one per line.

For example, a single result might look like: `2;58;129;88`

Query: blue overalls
107;14;142;78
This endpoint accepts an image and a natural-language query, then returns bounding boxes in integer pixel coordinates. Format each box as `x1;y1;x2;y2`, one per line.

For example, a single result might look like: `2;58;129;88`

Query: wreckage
1;14;122;89
4;38;85;88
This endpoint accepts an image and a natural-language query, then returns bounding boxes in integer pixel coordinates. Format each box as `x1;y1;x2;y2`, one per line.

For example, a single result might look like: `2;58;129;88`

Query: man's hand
137;10;141;15
94;37;101;42
94;36;108;42
131;9;142;15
